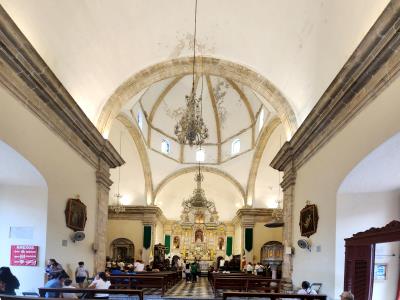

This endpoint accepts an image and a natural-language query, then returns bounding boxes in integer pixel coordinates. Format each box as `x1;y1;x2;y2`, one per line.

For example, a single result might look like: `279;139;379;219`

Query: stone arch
154;166;246;205
97;56;297;139
110;238;135;260
246;117;281;206
116;114;153;204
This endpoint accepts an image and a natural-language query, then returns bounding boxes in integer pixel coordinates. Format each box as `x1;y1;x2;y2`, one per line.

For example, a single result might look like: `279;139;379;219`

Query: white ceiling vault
0;0;391;217
0;0;388;125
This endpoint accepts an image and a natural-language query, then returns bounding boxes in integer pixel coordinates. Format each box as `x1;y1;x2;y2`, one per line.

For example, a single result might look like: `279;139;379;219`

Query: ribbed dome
127;74;275;164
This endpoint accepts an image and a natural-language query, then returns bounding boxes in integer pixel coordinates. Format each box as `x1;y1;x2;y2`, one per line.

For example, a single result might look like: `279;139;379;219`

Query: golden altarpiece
166;171;229;263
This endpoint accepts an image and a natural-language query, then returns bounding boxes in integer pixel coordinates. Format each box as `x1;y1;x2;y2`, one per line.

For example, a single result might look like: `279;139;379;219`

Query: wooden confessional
344;220;400;300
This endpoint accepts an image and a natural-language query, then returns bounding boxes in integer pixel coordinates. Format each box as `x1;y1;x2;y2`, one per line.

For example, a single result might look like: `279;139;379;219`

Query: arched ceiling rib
154;166;246;204
97;57;297;139
116;114;153;205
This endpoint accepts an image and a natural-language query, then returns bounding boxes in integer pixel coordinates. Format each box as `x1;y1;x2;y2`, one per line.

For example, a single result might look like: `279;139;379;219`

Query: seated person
297;281;317;295
44;272;69;298
88;272;111;299
0;267;20;295
62;278;77;299
340;291;354;300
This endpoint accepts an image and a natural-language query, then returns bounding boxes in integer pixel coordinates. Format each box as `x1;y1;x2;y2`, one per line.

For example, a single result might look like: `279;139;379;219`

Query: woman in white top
88;272;111;299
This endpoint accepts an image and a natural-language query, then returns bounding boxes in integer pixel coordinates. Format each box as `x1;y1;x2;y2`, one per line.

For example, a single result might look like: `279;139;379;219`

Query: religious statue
195;229;204;243
218;237;224;250
173;236;180;249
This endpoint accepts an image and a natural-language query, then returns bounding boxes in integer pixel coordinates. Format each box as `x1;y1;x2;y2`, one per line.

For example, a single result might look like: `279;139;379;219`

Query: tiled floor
143;276;215;299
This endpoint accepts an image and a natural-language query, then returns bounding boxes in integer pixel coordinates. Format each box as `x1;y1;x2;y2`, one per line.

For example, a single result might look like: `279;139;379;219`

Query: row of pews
0;271;181;300
108;271;182;296
209;272;280;296
209;272;327;299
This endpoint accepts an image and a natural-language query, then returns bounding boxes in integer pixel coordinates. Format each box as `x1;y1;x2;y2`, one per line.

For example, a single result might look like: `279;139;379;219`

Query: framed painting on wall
65;198;87;231
299;203;319;238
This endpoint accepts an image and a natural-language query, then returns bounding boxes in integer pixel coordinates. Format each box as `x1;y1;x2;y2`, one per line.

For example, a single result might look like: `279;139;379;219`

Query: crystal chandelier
180;162;219;227
111;132;125;214
174;0;208;147
182;168;214;211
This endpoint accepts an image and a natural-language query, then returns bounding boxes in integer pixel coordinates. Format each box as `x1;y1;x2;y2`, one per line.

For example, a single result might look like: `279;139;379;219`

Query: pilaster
94;158;113;273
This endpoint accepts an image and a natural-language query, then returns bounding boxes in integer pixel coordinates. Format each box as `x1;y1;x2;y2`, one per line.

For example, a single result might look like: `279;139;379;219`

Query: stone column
280;162;296;291
94;158;113;273
141;209;159;264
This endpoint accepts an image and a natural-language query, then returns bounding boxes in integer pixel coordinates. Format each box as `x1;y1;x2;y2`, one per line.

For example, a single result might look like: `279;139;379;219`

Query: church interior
0;1;399;300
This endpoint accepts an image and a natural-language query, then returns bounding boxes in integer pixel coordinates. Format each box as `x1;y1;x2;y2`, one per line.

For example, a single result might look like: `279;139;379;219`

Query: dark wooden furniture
344;220;400;300
108;271;181;296
223;292;327;299
209;272;280;296
37;288;143;300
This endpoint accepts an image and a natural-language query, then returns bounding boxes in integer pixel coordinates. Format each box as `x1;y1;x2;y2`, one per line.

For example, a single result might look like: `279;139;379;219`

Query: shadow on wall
0;140;48;294
335;132;400;299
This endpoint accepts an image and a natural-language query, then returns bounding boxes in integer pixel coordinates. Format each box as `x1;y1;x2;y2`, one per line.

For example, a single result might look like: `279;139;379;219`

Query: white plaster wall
291;75;400;299
109;119;146;206
335;191;400;298
253;222;282;263
0;85;98;280
155;171;243;221
107;219;143;260
372;241;400;300
254;124;284;208
0;185;47;293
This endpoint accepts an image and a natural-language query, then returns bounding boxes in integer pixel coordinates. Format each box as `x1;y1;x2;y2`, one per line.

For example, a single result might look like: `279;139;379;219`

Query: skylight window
137;111;143;130
231;139;240;156
258;109;265;132
196;148;205;162
161;139;170;154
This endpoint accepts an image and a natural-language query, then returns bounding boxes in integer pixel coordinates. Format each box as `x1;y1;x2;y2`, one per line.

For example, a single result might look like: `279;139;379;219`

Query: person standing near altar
190;261;199;283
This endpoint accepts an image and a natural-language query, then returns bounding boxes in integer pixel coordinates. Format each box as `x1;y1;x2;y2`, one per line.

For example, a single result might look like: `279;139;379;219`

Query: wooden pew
108;270;181;295
212;277;248;296
246;277;281;292
223;292;327;300
37;288;144;300
108;275;167;296
132;276;166;296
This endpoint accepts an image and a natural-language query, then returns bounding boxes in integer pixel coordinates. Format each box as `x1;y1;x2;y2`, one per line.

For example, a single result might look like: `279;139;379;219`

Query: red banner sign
10;245;38;266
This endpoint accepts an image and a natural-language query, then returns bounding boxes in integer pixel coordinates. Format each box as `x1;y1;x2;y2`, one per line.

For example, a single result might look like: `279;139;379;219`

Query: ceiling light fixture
265;135;284;228
174;0;208;147
111;132;126;214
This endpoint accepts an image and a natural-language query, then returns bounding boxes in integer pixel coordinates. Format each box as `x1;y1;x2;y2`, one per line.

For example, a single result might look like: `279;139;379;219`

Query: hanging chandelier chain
174;0;208;147
192;0;198;93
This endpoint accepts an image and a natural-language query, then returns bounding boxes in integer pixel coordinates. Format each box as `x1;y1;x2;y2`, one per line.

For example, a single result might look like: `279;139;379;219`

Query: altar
166;169;229;264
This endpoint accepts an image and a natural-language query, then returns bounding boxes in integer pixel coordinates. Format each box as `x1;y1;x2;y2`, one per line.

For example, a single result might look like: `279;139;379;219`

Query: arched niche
336;132;400;300
110;238;135;261
0;139;48;293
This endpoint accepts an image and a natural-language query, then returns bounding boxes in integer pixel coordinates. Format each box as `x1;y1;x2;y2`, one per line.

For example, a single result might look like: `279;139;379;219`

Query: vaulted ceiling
0;0;391;217
0;0;388;126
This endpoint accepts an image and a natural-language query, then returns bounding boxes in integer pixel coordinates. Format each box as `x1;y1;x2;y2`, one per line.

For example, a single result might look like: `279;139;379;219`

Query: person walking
75;261;89;288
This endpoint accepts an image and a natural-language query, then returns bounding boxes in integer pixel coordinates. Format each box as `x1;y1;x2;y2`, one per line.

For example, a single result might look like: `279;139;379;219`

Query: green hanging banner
226;236;233;257
143;225;152;249
164;235;171;255
244;228;253;252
